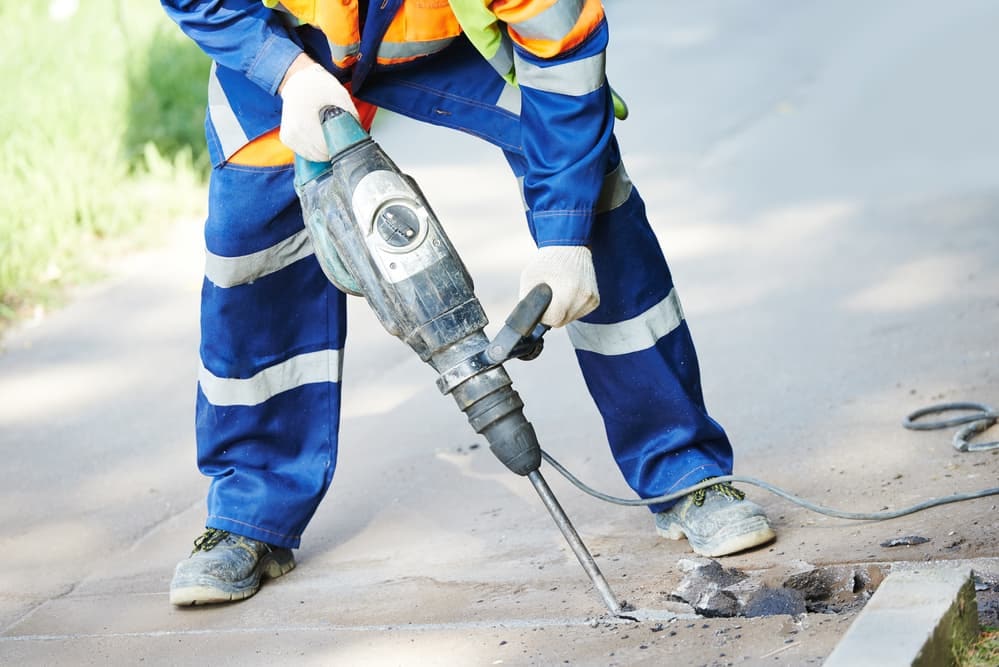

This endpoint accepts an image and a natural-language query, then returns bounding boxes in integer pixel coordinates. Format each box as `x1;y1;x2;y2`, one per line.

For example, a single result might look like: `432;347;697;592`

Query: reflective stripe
329;39;360;64
377;36;457;62
567;289;685;356
595;161;633;213
496;82;521;115
199;349;342;407
207;63;248;160
515;163;632;213
449;0;514;80
509;0;583;42
205;229;314;288
514;50;605;96
515;176;529;211
496;0;603;59
487;32;516;79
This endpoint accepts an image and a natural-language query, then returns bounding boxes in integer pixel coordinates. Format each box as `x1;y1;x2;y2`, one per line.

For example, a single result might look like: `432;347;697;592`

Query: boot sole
170;552;295;606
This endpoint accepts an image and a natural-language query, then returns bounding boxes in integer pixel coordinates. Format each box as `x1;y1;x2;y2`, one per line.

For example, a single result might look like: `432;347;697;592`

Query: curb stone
823;565;978;666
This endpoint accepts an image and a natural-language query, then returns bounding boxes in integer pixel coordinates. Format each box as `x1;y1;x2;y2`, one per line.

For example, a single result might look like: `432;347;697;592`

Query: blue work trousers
197;39;733;549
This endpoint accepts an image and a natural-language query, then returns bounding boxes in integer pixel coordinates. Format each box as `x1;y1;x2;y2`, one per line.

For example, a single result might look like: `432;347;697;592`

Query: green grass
958;627;999;667
0;1;211;325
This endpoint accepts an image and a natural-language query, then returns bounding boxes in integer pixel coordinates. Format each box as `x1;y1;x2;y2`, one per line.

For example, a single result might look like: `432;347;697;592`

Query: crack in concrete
0;497;202;636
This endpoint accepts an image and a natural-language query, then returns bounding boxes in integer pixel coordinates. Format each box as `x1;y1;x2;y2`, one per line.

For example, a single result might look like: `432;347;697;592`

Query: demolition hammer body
294;107;623;615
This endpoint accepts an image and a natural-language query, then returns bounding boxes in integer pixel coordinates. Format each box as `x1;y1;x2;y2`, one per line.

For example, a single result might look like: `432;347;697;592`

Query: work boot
655;481;776;557
169;528;295;606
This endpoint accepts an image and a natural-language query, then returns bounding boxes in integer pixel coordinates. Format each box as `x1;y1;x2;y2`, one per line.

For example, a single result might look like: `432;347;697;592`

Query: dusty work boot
169;528;295;606
655;481;776;557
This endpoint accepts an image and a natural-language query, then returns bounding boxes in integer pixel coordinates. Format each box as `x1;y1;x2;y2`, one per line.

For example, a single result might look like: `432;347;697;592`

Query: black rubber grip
506;283;553;337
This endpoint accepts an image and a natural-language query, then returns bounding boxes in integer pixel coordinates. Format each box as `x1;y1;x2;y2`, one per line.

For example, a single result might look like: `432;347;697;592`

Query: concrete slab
823;566;979;667
0;613;852;667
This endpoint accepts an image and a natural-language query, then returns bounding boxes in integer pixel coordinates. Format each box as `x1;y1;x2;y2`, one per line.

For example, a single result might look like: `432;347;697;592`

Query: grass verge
0;0;210;331
958;627;999;667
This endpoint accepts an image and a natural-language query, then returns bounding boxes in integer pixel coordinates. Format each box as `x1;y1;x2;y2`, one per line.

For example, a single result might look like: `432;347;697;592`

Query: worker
161;0;776;606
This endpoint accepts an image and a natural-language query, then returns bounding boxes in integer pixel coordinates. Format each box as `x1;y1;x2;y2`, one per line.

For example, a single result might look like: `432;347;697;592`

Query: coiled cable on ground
541;402;999;521
902;401;998;452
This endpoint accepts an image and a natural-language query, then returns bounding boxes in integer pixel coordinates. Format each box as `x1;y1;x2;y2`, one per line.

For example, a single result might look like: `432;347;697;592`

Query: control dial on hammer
375;204;422;249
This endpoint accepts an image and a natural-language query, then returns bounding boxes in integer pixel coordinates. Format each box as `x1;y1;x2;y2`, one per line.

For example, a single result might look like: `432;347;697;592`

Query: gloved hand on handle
278;54;360;162
519;246;600;328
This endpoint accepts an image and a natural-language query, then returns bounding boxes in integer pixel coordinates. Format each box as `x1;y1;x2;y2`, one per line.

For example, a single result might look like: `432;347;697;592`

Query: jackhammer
294;107;625;616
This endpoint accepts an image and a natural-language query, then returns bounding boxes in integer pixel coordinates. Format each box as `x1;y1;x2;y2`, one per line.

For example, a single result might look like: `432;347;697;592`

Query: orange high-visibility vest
271;0;462;69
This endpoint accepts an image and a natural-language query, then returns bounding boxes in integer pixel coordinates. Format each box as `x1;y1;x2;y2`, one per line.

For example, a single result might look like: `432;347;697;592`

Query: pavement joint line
0;499;204;635
0;613;697;643
0;582;79;637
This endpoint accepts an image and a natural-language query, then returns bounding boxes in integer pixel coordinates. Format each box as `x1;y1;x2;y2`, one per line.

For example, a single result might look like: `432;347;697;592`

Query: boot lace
191;528;230;554
690;479;745;507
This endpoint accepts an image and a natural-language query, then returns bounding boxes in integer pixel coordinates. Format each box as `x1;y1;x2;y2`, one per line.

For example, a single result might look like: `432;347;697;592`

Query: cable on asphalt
902;401;998;452
541;402;999;521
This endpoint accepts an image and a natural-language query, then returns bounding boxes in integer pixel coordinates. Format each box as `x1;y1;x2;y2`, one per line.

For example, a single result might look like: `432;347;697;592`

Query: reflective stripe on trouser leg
198;162;346;549
506;144;734;513
569;147;732;513
358;40;733;512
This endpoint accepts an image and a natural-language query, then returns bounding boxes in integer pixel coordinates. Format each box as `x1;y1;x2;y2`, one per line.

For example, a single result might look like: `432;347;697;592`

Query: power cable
541;402;999;520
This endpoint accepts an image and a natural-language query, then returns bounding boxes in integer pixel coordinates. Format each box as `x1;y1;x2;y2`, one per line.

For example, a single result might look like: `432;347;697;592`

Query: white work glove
279;61;360;162
519;246;600;328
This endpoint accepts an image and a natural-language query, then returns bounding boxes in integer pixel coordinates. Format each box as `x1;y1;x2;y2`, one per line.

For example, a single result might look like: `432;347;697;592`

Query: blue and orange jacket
161;0;615;247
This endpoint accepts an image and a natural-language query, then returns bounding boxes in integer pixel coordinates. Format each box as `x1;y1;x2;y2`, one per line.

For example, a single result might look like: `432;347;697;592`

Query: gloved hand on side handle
278;54;360;162
519;246;600;328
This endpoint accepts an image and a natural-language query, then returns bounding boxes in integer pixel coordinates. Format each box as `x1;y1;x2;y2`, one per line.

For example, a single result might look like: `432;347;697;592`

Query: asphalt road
2;1;998;664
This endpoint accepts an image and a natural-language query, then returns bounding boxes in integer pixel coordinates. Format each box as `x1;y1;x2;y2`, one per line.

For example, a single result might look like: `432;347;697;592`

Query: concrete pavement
3;1;998;664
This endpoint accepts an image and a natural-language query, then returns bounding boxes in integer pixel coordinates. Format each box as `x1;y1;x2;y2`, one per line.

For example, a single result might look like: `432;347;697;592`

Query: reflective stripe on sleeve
516;161;632;213
208;63;249;160
377;36;457;63
496;82;521;115
496;0;604;59
595;160;633;213
329;40;360;66
199;348;342;407
205;229;314;288
508;0;583;42
567;289;685;356
488;32;516;80
514;50;605;96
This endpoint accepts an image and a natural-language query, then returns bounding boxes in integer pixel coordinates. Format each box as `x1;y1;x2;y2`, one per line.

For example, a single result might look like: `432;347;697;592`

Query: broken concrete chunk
668;559;746;618
782;565;885;612
742;586;807;618
697;589;740;618
670;559;884;619
676;558;748;586
880;535;931;547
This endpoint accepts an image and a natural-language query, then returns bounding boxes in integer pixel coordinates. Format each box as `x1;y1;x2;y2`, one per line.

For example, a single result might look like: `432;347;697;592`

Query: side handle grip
485;283;553;365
